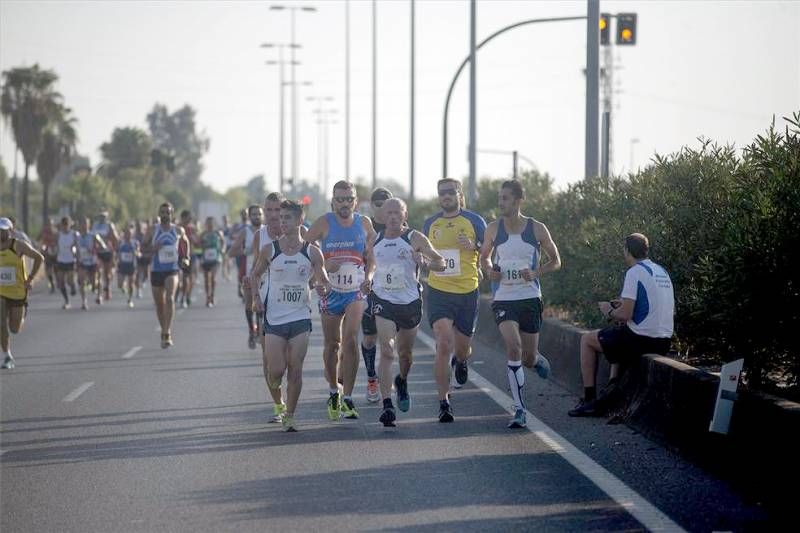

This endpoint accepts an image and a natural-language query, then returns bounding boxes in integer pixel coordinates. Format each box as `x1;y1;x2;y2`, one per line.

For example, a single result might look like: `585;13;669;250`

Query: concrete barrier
467;290;799;513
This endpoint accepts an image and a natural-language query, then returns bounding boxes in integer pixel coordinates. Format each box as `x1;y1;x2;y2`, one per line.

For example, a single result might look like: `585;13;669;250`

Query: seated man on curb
569;233;674;417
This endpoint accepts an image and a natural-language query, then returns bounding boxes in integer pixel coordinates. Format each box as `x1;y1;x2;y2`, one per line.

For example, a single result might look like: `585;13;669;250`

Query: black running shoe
379;400;396;427
452;356;468;387
568;398;603;417
438;400;454;423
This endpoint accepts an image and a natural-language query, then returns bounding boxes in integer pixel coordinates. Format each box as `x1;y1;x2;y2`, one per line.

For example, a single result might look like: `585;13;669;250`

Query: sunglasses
334;196;355;203
438;188;458;197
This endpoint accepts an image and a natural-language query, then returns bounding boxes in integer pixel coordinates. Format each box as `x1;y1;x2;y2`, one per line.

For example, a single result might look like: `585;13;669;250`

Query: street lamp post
410;0;415;200
262;43;301;194
345;0;351;180
307;95;335;192
441;16;587;180
372;0;377;189
468;0;477;206
270;4;316;193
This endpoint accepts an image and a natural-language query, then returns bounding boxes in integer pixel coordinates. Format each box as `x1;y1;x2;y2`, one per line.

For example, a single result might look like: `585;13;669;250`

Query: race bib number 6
378;264;406;291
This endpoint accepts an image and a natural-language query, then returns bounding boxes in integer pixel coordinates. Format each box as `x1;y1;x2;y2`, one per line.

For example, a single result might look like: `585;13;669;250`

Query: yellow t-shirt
423;209;486;294
0;241;27;301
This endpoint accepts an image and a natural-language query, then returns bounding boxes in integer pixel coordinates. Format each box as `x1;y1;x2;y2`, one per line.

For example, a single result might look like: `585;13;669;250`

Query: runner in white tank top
370;199;447;427
480;180;561;429
249;199;329;432
54;217;80;308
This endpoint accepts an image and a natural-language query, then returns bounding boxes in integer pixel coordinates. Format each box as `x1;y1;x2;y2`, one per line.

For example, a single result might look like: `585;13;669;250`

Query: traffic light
600;13;610;45
616;13;637;45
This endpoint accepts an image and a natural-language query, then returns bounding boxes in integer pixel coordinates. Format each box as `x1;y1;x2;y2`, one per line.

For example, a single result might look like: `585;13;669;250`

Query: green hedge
418;113;799;394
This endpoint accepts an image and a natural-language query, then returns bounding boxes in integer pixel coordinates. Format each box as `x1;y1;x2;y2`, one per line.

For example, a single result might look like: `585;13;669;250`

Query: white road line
62;382;95;403
122;346;143;359
415;329;685;533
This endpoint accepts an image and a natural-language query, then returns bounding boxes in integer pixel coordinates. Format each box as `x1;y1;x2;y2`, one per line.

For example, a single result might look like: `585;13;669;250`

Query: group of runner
238;178;559;432
2;177;563;433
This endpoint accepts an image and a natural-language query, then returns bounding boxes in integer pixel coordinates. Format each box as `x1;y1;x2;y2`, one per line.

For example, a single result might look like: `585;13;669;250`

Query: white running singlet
372;229;421;305
492;218;541;302
265;241;313;326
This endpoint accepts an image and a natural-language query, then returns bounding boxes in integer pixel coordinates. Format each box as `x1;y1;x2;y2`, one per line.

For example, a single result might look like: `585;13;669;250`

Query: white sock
507;360;525;411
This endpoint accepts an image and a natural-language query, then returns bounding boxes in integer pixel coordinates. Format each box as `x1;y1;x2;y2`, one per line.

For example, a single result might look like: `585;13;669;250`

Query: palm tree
1;64;62;232
36;104;78;226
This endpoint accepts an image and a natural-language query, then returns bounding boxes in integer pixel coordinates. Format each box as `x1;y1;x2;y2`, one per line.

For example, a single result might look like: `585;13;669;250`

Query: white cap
0;217;13;230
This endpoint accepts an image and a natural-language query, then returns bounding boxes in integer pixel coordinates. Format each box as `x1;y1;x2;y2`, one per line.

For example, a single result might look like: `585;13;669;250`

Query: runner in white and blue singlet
117;226;140;308
371;198;446;427
144;202;189;349
481;180;561;429
91;209;119;302
249;200;330;432
305;180;376;421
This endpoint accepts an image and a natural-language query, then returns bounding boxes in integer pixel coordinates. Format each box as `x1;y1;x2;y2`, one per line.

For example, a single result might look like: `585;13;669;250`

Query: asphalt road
1;276;771;532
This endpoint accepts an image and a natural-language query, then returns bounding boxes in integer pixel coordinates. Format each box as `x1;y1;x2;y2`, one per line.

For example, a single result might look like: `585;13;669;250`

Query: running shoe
247;331;256;350
533;352;551;380
452;356;468;388
394;374;411;412
272;403;287;423
136;288;142;299
366;377;380;403
379;404;396;427
81;302;87;311
568;398;602;417
127;300;134;309
63;302;71;310
282;415;297;432
438;400;454;423
341;397;359;419
508;409;527;429
1;355;15;370
186;296;192;307
95;296;102;305
327;392;341;421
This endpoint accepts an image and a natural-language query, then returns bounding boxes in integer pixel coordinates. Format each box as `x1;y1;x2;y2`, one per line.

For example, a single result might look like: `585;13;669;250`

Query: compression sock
507;361;525;411
361;343;377;378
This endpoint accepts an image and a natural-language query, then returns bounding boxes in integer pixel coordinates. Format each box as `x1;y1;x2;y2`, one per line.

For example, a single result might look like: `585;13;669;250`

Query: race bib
378;264;407;291
501;259;530;285
434;249;461;277
0;267;15;286
330;263;364;292
119;252;134;263
276;283;306;307
203;249;218;262
158;245;177;264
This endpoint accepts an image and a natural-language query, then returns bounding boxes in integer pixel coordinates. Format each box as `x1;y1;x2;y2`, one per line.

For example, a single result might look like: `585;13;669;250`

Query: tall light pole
262;43;301;194
307;95;335;192
585;0;600;179
283;79;313;193
410;0;416;200
468;0;477;205
345;0;351;180
270;4;316;193
629;137;640;172
371;0;377;188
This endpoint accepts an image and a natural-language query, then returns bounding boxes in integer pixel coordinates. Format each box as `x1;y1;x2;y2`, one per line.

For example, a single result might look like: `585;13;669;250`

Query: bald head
383;198;408;233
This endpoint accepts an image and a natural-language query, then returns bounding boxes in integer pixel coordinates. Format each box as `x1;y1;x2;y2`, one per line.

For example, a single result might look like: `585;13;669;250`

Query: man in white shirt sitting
569;233;675;417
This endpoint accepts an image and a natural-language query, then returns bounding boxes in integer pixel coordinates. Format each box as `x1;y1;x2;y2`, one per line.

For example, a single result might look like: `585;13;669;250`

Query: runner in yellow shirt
422;178;487;422
1;217;44;370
